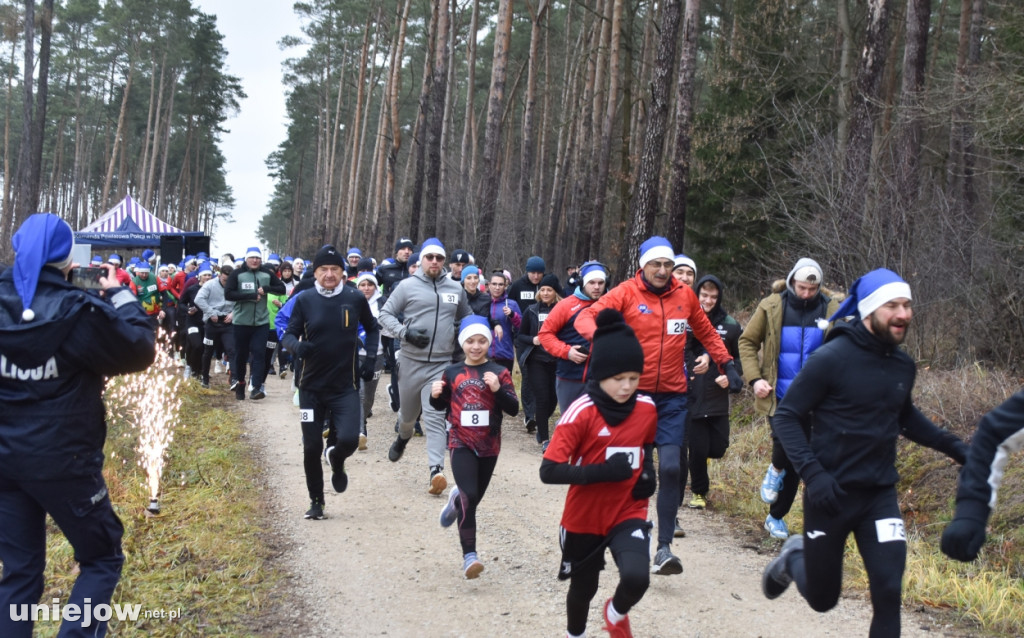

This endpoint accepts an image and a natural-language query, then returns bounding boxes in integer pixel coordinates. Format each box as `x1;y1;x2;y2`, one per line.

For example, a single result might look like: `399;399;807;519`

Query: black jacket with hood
684;275;742;418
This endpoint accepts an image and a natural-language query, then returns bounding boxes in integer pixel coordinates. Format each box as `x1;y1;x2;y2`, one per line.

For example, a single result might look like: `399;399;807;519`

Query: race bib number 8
875;518;906;543
462;410;490;427
299;409;315;423
667;319;688;335
605;446;641;469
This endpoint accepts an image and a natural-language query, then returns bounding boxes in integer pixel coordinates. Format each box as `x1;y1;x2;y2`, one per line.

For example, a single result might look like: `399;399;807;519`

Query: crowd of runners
6;222;1021;638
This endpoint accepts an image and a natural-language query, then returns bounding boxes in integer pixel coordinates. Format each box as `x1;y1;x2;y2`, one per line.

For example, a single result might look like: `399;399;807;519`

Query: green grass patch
34;369;279;637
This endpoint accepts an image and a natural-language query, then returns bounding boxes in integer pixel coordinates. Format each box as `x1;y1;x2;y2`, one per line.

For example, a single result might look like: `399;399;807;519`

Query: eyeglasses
422;254;444;262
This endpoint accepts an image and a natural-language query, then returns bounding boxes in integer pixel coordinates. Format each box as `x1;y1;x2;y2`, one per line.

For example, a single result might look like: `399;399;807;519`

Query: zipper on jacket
428;278;440;360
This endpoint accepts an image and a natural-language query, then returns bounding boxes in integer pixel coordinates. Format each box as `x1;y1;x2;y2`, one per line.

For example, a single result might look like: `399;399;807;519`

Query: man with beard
761;269;968;638
379;238;471;495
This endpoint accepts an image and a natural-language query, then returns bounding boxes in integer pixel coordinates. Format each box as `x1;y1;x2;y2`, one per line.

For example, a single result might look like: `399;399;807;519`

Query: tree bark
386;0;413;242
13;0;35;229
665;0;702;254
894;0;930;260
409;0;439;240
423;0;450;238
589;0;623;259
520;0;549;219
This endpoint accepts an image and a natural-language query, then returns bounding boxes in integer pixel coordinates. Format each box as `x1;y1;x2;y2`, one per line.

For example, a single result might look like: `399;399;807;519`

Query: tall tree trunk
475;0;514;260
835;0;856;157
459;0;479;196
386;0;413;242
665;0;702;254
409;1;439;240
520;0;549;218
589;0;623;259
423;0;450;238
621;0;682;276
13;0;35;230
101;61;134;208
894;0;930;263
343;23;373;244
140;57;159;205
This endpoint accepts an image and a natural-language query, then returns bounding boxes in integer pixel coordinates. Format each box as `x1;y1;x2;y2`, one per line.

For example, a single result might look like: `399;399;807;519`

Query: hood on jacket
785;258;824;295
0;268;98;364
695;274;725;323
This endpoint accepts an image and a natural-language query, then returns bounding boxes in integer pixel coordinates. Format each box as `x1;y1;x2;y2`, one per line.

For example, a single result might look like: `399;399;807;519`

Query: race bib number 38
875;518;906;543
605;446;641;469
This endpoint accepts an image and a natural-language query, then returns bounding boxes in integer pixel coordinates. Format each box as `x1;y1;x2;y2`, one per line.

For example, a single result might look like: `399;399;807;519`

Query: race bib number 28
667;319;688;335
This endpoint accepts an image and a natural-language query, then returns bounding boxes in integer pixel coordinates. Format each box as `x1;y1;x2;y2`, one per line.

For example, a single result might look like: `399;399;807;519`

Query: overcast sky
191;0;305;258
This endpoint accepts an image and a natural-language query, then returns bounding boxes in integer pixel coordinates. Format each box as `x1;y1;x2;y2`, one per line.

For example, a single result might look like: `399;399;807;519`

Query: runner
516;273;562;449
432;316;519;578
540;308;658;638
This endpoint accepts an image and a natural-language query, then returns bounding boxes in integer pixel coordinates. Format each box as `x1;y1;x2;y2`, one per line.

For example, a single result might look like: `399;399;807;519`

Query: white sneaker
214;361;223;374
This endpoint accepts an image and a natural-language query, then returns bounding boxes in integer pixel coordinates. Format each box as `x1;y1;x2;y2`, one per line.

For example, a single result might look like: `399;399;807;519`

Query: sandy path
241;372;966;637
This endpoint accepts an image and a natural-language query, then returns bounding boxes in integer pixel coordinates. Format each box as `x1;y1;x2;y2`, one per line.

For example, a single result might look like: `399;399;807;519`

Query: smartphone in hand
70;267;106;290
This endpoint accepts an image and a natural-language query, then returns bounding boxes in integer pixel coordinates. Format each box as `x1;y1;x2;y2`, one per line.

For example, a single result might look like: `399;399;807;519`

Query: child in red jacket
540;309;658;638
431;315;519;579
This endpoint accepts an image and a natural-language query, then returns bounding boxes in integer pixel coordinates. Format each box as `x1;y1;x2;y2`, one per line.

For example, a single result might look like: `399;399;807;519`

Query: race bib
188;327;200;335
241;281;255;291
538;313;549;322
521;291;535;300
667;319;688;335
202;337;214;346
605;446;641;469
299;409;315;423
462;410;490;427
441;293;459;304
266;340;276;349
875;518;906;543
147;285;158;293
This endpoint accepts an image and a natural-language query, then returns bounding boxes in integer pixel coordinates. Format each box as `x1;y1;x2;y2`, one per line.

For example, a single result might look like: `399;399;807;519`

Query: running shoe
603;598;634;638
764;515;789;539
673;518;686;538
760;464;786;504
525;417;537;434
358;433;368;451
651;546;683;575
540;440;550;453
387;382;399;412
327;447;347;493
429;466;447;495
688;493;707;509
414;421;424;437
250;385;266;400
762;534;803;599
440;486;460;528
279;368;288;380
200;379;210;389
304;499;325;520
229;379;240;391
388;434;409;462
214;361;224;375
267;367;276;376
463;552;484;579
235;383;245;401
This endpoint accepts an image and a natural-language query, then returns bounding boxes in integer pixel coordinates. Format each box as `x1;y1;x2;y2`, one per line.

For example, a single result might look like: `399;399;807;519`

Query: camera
71;266;106;290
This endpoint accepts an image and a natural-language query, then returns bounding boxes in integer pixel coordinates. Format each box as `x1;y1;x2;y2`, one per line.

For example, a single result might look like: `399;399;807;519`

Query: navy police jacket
0;267;155;480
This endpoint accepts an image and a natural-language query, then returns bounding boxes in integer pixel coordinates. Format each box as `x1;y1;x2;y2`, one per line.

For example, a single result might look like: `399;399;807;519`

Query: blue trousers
0;472;124;638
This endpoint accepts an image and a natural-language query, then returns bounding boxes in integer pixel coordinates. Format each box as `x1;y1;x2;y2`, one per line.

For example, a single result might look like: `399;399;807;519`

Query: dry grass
35;373;279;637
708;365;1024;636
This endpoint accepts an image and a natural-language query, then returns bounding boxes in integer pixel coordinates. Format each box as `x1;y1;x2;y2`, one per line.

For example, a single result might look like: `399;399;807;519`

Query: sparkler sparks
105;329;184;512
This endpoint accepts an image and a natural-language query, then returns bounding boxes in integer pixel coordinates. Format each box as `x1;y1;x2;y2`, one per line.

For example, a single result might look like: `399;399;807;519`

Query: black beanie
588;309;645;380
312;245;345;270
539;273;561;292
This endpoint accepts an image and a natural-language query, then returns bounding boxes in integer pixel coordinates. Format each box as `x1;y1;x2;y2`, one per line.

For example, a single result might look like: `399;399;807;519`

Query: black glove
631;444;656;499
582;452;634;484
405;327;430;349
360;357;377;382
723;360;744;394
941;518;987;562
293;341;315;358
803;468;846;516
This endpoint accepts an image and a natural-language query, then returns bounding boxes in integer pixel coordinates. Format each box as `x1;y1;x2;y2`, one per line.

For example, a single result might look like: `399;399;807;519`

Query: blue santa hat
234;258;244;268
11;213;75;322
673;254;697;276
347;247;362;259
580;260;608;285
197;261;214;275
267;253;281;266
141;249;155;263
135;260;151;272
108;253;122;265
196;251;209;259
829;268;912;322
419;237;445;260
245;246;262;259
91;254;103;266
355;271;378;287
458;315;492;347
638;236;675;268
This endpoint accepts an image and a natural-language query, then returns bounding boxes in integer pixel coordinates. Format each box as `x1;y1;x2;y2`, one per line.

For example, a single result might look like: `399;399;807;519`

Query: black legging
526;357;558;443
202;320;235;381
184;320;204;379
449;447;498;556
769;415;801;520
687;415;730;496
233;323;269;389
264;329;279;373
564;522;651;636
788;486;906;638
299;386;361;501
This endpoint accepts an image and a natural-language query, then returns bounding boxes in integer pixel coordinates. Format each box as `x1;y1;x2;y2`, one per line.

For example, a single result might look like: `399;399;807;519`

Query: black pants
449;448;498;556
769;415;800;520
687;414;730;496
202;320;235;382
0;472;124;638
561;519;651;636
516;345;536;421
789;486;906;638
264;329;279;373
299;386;361;501
526;357;558;443
233;323;269;389
184;320;205;379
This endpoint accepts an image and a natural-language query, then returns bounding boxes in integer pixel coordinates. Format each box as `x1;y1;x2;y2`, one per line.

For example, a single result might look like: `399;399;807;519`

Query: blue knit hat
458;315;492;346
12;213;75;322
462;265;480;279
420;237;446;259
829;268;912;322
347;247;362;259
245;246;262;259
580;261;608;285
525;256;546;273
639;236;675;268
673;254;696;276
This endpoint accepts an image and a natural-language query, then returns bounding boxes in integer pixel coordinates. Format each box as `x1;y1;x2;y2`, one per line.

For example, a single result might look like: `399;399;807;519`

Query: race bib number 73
875;518;906;543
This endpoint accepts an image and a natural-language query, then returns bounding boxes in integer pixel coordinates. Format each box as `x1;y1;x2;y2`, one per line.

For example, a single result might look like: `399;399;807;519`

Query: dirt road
243;373;966;637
